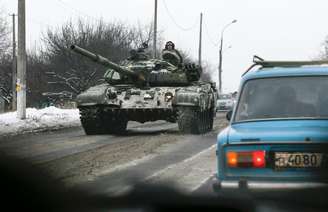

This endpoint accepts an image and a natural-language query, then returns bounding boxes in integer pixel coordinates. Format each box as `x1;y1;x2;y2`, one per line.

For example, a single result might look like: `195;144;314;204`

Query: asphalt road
0;112;228;196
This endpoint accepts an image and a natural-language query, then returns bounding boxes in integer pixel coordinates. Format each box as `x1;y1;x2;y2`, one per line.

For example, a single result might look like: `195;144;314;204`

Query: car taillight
226;150;266;168
252;151;266;168
227;152;238;167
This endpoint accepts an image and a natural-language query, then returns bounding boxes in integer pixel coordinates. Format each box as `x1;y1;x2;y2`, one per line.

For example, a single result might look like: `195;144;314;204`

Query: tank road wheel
202;108;214;132
177;107;203;134
208;107;214;131
79;107;128;135
105;114;128;135
201;111;206;133
79;107;107;135
203;110;211;133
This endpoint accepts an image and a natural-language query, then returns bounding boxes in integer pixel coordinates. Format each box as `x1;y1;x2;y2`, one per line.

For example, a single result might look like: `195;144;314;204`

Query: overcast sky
1;0;328;92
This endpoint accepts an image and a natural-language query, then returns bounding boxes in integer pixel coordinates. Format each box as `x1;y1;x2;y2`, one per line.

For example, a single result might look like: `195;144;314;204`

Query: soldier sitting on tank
161;41;183;67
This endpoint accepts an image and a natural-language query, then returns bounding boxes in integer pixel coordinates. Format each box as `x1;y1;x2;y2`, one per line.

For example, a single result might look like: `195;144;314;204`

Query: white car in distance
216;93;235;111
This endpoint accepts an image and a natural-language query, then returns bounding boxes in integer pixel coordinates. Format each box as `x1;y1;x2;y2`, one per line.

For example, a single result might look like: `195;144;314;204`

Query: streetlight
218;19;237;93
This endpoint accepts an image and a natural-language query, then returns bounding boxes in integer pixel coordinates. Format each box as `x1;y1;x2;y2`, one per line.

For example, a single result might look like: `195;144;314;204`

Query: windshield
234;76;328;122
3;1;328;210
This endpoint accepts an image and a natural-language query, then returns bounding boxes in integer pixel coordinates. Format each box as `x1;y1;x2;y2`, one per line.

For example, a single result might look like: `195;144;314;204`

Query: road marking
105;144;217;196
92;154;156;179
146;144;216;179
145;144;217;192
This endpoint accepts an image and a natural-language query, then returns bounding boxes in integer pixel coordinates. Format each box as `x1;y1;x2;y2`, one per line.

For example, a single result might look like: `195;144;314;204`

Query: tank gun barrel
70;45;145;81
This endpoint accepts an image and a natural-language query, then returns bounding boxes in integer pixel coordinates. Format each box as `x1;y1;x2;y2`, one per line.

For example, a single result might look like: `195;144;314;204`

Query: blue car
214;57;328;190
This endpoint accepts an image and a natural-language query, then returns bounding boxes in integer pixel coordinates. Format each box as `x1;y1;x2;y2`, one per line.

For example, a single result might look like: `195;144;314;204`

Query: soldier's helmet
164;41;175;50
162;41;182;66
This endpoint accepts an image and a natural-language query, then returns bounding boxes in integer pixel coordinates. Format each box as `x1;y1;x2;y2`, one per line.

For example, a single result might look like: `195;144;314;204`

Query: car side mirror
226;110;233;121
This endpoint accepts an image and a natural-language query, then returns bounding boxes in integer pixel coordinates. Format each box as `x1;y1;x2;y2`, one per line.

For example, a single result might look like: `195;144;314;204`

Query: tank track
177;106;214;134
79;106;128;135
80;106;214;135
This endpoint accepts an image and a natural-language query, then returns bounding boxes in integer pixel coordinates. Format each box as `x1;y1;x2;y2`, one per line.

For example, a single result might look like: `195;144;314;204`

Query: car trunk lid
228;120;328;144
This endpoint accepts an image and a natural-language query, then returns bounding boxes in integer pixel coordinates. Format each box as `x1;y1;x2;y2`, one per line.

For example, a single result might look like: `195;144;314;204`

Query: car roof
242;66;328;82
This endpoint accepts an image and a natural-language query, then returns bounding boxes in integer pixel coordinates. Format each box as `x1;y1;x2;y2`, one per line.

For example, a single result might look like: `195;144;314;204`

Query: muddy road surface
0;113;228;196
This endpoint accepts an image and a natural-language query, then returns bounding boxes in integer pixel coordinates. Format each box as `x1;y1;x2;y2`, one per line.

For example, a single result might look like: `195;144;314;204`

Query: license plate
275;152;323;168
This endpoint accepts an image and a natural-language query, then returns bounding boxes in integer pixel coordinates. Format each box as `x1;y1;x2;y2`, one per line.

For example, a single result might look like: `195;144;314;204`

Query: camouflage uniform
161;41;183;66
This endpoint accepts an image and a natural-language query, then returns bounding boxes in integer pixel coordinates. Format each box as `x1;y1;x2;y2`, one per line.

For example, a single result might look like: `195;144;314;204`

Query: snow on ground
0;107;80;137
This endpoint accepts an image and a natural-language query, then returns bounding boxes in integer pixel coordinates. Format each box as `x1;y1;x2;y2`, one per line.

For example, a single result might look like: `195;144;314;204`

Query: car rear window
234;76;328;122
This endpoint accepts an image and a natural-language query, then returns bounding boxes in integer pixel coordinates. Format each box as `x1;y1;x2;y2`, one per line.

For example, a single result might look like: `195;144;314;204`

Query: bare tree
178;49;196;64
0;54;12;104
319;36;328;60
0;7;9;55
201;61;215;82
26;51;50;107
132;22;154;48
41;19;169;98
41;19;139;96
131;22;164;57
2;17;206;107
0;6;11;110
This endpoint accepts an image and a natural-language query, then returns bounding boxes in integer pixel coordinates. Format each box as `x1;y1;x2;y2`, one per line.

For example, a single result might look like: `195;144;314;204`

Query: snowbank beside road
0;107;80;137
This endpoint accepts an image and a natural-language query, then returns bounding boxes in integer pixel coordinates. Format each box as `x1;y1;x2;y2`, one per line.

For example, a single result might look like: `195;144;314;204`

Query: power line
203;21;219;47
162;0;198;31
55;0;99;21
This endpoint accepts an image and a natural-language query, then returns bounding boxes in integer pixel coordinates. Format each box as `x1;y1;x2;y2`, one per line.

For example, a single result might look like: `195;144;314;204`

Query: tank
70;42;217;135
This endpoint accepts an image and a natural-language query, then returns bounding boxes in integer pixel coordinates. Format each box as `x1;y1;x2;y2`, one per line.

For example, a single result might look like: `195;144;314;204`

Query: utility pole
218;19;237;93
10;14;17;111
17;0;26;119
218;37;223;93
153;0;158;59
198;13;203;67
